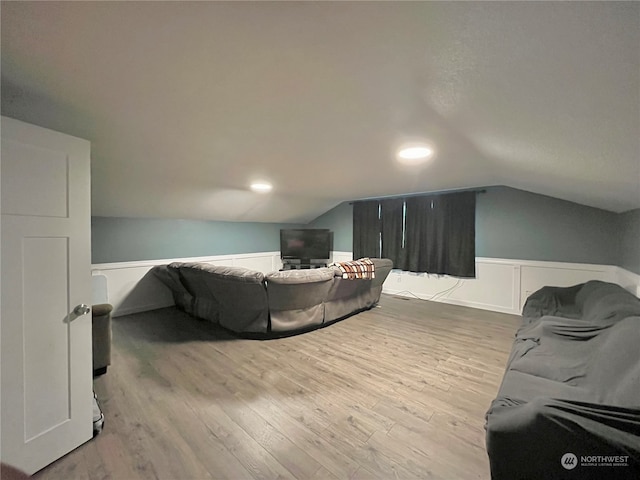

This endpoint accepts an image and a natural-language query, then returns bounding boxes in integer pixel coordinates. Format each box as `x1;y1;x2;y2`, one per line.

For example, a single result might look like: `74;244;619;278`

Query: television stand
281;260;327;270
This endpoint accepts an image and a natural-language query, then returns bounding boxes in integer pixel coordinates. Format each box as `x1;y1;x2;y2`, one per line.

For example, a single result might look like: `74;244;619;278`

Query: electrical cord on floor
393;290;423;300
431;279;463;300
392;278;464;302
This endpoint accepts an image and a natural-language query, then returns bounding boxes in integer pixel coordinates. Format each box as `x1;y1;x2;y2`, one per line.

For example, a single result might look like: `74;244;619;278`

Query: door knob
73;304;91;316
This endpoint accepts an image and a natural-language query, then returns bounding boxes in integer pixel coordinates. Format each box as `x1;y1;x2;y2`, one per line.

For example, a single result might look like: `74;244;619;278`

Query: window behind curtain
353;200;381;259
354;191;476;277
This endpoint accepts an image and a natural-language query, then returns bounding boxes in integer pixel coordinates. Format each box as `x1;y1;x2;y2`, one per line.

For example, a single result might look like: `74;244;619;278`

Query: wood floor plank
387;421;488;478
216;396;323;479
198;402;298;480
33;294;520;480
317;422;418;480
233;392;362;480
93;433;147;480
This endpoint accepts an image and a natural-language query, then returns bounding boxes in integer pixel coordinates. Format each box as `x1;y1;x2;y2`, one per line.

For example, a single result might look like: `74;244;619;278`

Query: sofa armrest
486;397;640;479
92;303;113;317
521;284;583;322
92;303;112;375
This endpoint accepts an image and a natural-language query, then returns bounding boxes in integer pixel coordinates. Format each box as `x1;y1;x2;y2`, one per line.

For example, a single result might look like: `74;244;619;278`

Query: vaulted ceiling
2;2;638;223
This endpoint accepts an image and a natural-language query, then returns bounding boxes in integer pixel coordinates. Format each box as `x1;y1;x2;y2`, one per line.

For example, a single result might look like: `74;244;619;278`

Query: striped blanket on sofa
331;258;376;280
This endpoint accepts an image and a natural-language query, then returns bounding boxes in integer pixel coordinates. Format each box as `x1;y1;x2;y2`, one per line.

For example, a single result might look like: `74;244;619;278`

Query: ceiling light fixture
250;182;273;193
396;142;435;165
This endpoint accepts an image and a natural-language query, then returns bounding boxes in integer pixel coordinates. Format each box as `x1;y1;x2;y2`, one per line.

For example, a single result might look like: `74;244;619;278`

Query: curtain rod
349;188;487;205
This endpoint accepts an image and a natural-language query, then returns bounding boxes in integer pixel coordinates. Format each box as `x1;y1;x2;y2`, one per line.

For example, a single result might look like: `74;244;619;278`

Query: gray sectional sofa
485;280;640;480
152;258;393;334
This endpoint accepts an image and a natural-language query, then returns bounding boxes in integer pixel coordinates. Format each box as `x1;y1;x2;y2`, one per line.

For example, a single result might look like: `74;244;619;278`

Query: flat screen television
280;229;331;264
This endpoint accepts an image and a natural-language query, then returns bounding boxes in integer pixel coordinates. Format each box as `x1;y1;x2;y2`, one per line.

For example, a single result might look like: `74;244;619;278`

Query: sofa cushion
486;396;640;480
265;268;334;285
265;269;334;332
173;262;265;284
587;315;640;406
574;280;621;310
152;264;195;314
521;283;583;323
172;262;269;333
578;281;640;324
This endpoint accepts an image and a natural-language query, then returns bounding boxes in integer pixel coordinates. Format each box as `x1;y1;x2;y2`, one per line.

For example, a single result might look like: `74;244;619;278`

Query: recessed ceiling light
250;182;273;193
396;143;435;165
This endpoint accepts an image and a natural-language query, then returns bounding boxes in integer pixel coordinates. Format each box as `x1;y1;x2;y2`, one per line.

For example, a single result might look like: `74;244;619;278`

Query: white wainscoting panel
381;257;623;315
92;252;281;317
91;265;173;317
614;266;640;298
331;251;354;263
233;254;279;273
448;261;520;313
93;252;638;318
383;259;520;314
518;261;616;309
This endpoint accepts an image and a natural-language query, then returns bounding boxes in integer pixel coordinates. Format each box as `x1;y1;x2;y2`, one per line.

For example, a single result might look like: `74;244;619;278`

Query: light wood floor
34;294;520;480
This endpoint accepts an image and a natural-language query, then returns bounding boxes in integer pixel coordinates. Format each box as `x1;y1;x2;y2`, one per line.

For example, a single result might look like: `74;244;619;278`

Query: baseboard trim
384;288;518;315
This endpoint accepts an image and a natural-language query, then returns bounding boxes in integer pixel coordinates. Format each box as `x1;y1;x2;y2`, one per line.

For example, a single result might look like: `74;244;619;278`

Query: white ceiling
2;1;639;223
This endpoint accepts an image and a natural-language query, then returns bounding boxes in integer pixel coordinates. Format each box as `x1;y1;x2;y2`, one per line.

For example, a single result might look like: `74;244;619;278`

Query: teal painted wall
618;208;640;275
92;187;636;269
475;186;618;265
305;186;622;266
91;217;302;263
306;201;353;252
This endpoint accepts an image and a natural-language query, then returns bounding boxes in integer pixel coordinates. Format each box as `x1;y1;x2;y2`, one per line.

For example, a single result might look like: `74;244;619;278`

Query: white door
1;116;93;474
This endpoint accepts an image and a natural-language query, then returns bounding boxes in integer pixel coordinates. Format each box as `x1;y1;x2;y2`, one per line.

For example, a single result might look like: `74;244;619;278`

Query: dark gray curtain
380;198;407;270
353;192;476;276
405;195;435;273
353;200;380;259
404;192;476;277
441;191;476;278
